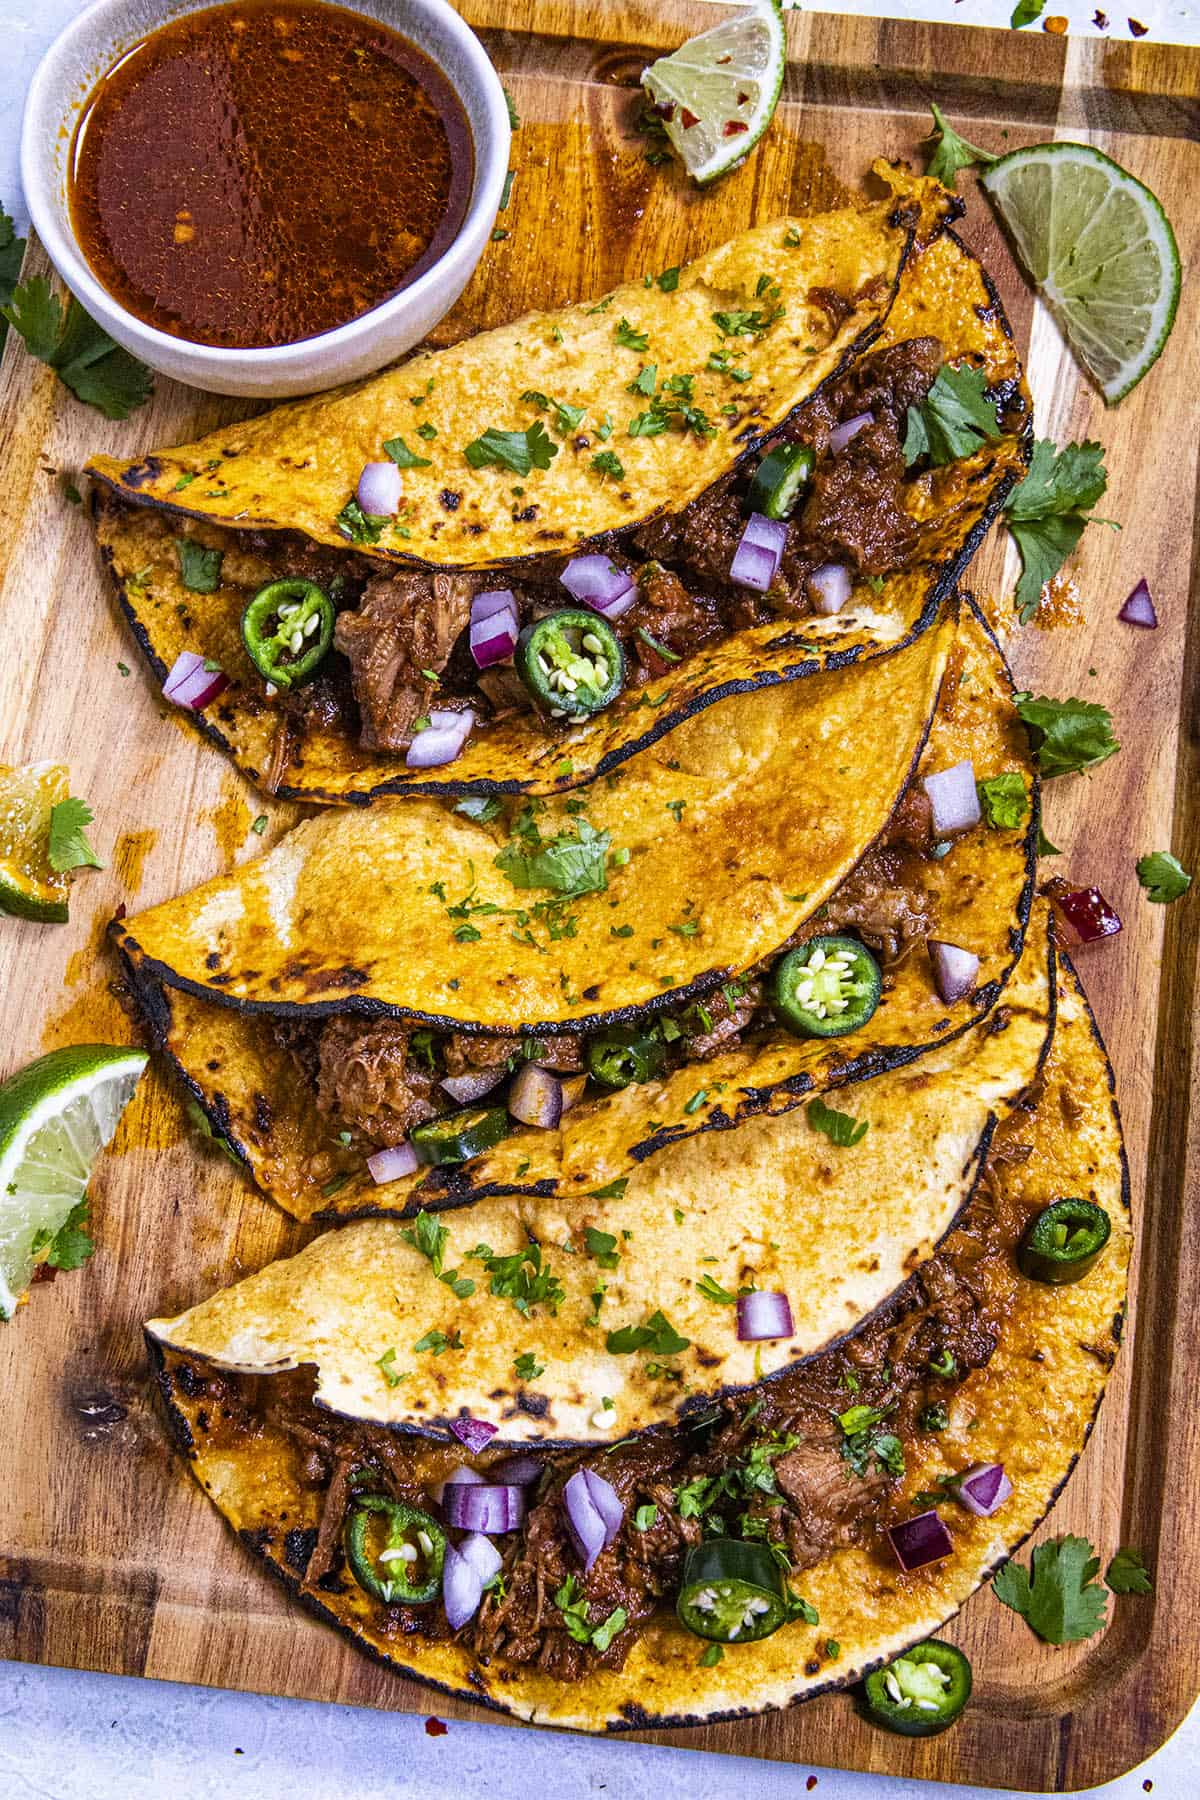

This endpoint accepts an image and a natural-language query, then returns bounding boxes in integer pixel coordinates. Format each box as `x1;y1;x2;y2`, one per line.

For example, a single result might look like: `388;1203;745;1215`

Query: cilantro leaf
807;1095;868;1147
47;797;104;873
514;1350;544;1381
454;795;502;823
413;1327;464;1356
1105;1547;1153;1595
470;1240;565;1317
590;1606;627;1652
696;1273;737;1304
1004;440;1110;623
0;201;27;355
977;772;1029;829
656;266;680;292
1011;0;1048;26
383;434;432;469
592;450;626;482
606;1309;690;1357
30;1199;94;1272
584;1225;620;1269
334;498;388;545
553;1576;626;1649
993;1535;1108;1644
495;819;613;897
634;1504;659;1531
922;103;998;187
903;364;1002;468
1014;693;1120;779
504;87;521;129
174;538;224;593
1136;851;1192;904
464;422;558;476
614;317;649;351
3;276;153;418
713;306;782;338
401;1209;475;1299
376;1347;406;1388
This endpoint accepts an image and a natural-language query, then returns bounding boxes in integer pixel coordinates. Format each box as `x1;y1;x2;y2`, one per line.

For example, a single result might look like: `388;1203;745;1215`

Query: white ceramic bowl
21;0;511;398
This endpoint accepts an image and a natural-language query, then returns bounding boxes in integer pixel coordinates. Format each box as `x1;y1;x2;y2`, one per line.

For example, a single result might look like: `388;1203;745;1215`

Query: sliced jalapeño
1017;1197;1111;1285
676;1539;788;1644
242;578;334;688
515;609;624;717
586;1026;667;1090
747;443;815;519
410;1105;509;1166
773;935;882;1039
862;1640;972;1737
344;1494;445;1605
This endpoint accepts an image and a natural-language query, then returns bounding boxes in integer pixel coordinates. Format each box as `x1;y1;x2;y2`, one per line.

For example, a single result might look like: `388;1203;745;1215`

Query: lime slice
641;0;785;187
981;143;1180;405
0;1044;148;1319
0;761;72;922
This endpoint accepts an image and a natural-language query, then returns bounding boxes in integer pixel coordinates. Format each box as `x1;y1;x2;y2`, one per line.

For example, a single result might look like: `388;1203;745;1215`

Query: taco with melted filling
147;940;1128;1730
113;602;1036;1220
88;167;1027;801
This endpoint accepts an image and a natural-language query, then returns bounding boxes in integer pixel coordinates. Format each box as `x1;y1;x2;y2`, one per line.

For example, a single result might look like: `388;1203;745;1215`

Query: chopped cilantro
665;799;686;822
495;816;613;897
383;434;432;469
587;1178;629;1201
656;266;680;291
334;498;388;545
499;170;515;210
614;317;650;351
807;1095;868;1147
993;1534;1108;1643
414;1328;464;1356
30;1198;94;1271
469;1239;565;1317
592;450;625;482
1010;0;1048;26
837;1403;904;1478
401;1209;475;1300
683;1089;708;1116
376;1347;406;1388
1106;1547;1153;1595
174;538;223;592
713;306;782;337
47;796;103;873
504;87;521;129
1136;851;1191;904
514;1350;545;1381
922;103;998;187
977;772;1029;829
454;794;503;823
1013;693;1119;779
695;1273;736;1305
605;1309;690;1357
903;364;1002;467
464;422;558;477
553;1575;625;1649
628;364;657;396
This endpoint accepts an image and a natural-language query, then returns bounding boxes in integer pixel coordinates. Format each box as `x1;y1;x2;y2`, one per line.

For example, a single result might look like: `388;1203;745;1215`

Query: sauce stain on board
115;827;158;895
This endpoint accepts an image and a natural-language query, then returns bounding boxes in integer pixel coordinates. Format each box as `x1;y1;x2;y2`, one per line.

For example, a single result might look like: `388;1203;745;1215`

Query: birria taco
147;942;1128;1730
114;602;1036;1219
89;167;1027;801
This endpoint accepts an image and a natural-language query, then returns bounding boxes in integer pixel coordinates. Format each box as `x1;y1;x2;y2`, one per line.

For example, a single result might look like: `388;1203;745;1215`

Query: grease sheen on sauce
68;0;474;349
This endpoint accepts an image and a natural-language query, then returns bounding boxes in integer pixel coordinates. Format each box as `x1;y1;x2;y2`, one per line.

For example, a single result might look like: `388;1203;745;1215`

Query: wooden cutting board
2;2;1198;1788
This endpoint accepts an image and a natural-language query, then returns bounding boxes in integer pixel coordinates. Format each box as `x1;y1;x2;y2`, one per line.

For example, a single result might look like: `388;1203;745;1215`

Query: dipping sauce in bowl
67;0;474;349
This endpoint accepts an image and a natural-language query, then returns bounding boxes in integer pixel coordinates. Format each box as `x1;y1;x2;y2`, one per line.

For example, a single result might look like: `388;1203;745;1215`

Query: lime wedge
641;0;785;187
0;761;72;922
981;143;1180;405
0;1044;148;1319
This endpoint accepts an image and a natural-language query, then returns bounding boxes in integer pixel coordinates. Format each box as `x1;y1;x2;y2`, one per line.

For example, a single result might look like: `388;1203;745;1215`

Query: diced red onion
433;1465;484;1506
731;513;787;593
162;651;230;712
508;1064;563;1130
559;1073;588;1114
470;590;519;669
449;1415;498;1455
560;555;637;620
1052;885;1123;946
887;1509;954;1573
405;707;475;769
562;1467;624;1571
441;1067;506;1105
492;1454;543;1485
367;1140;419;1185
442;1543;485;1630
923;761;981;836
457;1531;502;1587
356;461;403;516
736;1289;794;1342
442;1482;526;1534
829;410;873;455
806;562;852;615
928;939;980;1006
951;1463;1013;1518
1118;578;1158;628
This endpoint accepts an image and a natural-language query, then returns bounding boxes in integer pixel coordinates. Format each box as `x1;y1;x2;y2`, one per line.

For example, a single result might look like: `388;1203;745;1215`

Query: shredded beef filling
188;1157;1020;1681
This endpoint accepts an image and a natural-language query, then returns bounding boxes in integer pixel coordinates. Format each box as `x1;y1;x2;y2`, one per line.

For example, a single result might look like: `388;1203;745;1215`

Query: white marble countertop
2;2;1198;1795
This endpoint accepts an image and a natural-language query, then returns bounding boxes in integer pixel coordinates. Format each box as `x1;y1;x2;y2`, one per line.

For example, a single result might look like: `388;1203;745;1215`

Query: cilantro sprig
993;1534;1108;1644
48;797;104;873
1014;693;1119;779
2;273;152;419
464;421;558;477
922;104;998;188
903;364;1002;467
1004;439;1112;624
1136;851;1191;904
808;1095;868;1147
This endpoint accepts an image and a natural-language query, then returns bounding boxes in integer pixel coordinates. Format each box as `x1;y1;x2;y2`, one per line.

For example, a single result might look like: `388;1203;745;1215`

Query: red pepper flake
1093;8;1109;23
1044;14;1068;29
723;119;750;136
424;1717;449;1736
1129;15;1148;32
681;108;700;129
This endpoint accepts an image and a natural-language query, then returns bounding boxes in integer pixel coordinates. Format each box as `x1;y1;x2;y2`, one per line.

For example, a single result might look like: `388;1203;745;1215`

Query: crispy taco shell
116;602;1035;1220
89;172;1026;801
149;949;1128;1730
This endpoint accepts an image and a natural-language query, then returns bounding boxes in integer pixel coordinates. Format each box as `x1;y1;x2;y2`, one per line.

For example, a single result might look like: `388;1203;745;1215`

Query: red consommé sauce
68;0;474;349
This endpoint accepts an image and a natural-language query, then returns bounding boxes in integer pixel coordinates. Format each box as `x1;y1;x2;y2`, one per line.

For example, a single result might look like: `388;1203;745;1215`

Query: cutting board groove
1;3;1198;1789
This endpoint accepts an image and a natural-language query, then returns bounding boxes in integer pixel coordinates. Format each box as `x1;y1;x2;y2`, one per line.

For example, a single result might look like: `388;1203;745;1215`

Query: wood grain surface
2;2;1198;1789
